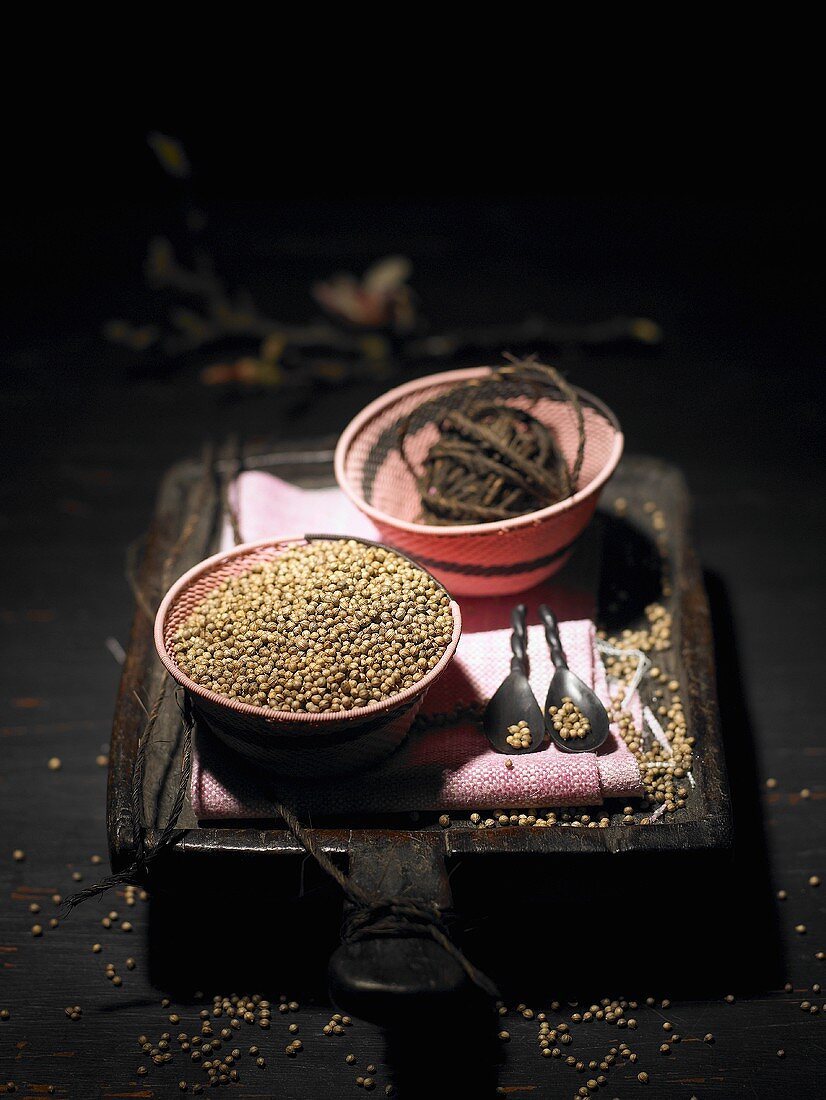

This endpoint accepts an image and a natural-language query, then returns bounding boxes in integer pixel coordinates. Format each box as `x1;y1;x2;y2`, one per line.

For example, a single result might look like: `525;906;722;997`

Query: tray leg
328;833;492;1023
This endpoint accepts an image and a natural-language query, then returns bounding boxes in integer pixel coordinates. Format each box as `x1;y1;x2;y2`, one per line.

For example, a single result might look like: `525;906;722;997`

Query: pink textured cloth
190;473;644;819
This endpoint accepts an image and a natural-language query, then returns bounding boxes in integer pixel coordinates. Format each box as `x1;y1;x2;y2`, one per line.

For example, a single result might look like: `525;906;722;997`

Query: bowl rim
153;535;463;725
334;366;624;536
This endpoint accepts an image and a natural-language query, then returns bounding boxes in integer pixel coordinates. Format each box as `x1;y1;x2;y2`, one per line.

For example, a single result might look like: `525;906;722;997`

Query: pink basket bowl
154;536;462;778
334;367;624;597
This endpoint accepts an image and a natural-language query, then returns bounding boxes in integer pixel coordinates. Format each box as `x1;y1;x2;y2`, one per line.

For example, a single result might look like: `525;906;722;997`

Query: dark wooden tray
107;440;732;1015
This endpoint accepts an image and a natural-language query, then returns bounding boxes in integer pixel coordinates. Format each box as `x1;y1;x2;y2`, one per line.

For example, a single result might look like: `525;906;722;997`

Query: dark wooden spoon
482;604;546;754
539;604;610;753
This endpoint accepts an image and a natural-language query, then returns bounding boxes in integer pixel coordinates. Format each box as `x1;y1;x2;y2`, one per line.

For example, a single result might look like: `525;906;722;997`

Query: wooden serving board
107;439;732;1015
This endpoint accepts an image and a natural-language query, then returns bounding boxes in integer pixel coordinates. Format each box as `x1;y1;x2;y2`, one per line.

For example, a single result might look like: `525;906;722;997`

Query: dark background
1;128;824;1097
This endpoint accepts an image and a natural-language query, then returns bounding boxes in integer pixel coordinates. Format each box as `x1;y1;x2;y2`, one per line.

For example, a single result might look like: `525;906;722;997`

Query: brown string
270;799;499;1000
399;356;587;525
59;684;191;915
220;433;244;547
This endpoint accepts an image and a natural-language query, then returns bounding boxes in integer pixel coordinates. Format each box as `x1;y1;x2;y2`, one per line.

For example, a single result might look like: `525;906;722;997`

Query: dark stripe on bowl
410;534;580;576
193;693;419;745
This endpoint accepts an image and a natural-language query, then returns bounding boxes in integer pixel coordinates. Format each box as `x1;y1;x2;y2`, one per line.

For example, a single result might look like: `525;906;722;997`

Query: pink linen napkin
189;472;644;819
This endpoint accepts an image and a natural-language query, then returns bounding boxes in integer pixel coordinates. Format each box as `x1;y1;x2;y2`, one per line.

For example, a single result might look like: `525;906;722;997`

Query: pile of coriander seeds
548;697;591;741
172;539;454;712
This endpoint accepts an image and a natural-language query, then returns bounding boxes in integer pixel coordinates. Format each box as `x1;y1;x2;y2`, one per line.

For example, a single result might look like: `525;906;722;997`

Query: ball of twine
399;356;586;525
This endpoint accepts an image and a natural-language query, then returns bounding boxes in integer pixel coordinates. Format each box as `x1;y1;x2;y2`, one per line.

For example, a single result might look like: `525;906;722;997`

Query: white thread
643;706;672;756
687;771;696;788
596;640;651;709
649;802;668;822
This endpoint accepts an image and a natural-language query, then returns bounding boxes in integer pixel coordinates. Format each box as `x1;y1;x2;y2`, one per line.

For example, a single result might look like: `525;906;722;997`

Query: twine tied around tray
398;355;587;525
59;681;195;916
61;446;499;1000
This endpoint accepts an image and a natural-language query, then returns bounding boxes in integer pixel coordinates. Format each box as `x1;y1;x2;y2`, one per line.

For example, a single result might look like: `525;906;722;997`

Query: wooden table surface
2;198;824;1097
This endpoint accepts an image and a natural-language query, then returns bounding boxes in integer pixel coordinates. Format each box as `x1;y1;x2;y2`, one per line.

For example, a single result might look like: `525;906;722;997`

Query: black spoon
482;604;546;754
539;604;610;754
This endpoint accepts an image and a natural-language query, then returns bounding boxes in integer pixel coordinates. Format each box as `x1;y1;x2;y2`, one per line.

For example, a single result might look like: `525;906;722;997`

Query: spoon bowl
482;604;546;754
539;605;610;754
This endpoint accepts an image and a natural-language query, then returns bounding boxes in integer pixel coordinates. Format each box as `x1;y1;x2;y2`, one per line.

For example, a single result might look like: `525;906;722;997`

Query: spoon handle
510;603;528;673
539;604;568;671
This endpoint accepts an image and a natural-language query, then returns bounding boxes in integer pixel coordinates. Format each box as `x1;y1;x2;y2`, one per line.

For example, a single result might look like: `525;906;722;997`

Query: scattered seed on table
498;1030;510;1041
96;754;108;767
777;1049;785;1057
777;890;788;900
725;994;735;1003
31;924;43;936
121;921;132;932
801;788;811;799
796;924;807;934
126;957;136;969
71;871;82;882
346;1054;356;1065
12;850;25;862
438;814;450;827
809;875;821;887
48;757;62;771
638;1071;649;1083
704;1033;714;1043
0;1010;10;1020
90;854;103;865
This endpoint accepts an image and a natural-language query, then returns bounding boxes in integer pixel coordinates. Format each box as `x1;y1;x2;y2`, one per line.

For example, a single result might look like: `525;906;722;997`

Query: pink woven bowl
154;536;462;778
334;367;624;597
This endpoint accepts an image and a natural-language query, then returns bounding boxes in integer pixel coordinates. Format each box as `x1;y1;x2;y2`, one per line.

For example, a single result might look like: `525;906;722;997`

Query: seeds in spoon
548;697;591;740
506;720;533;748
